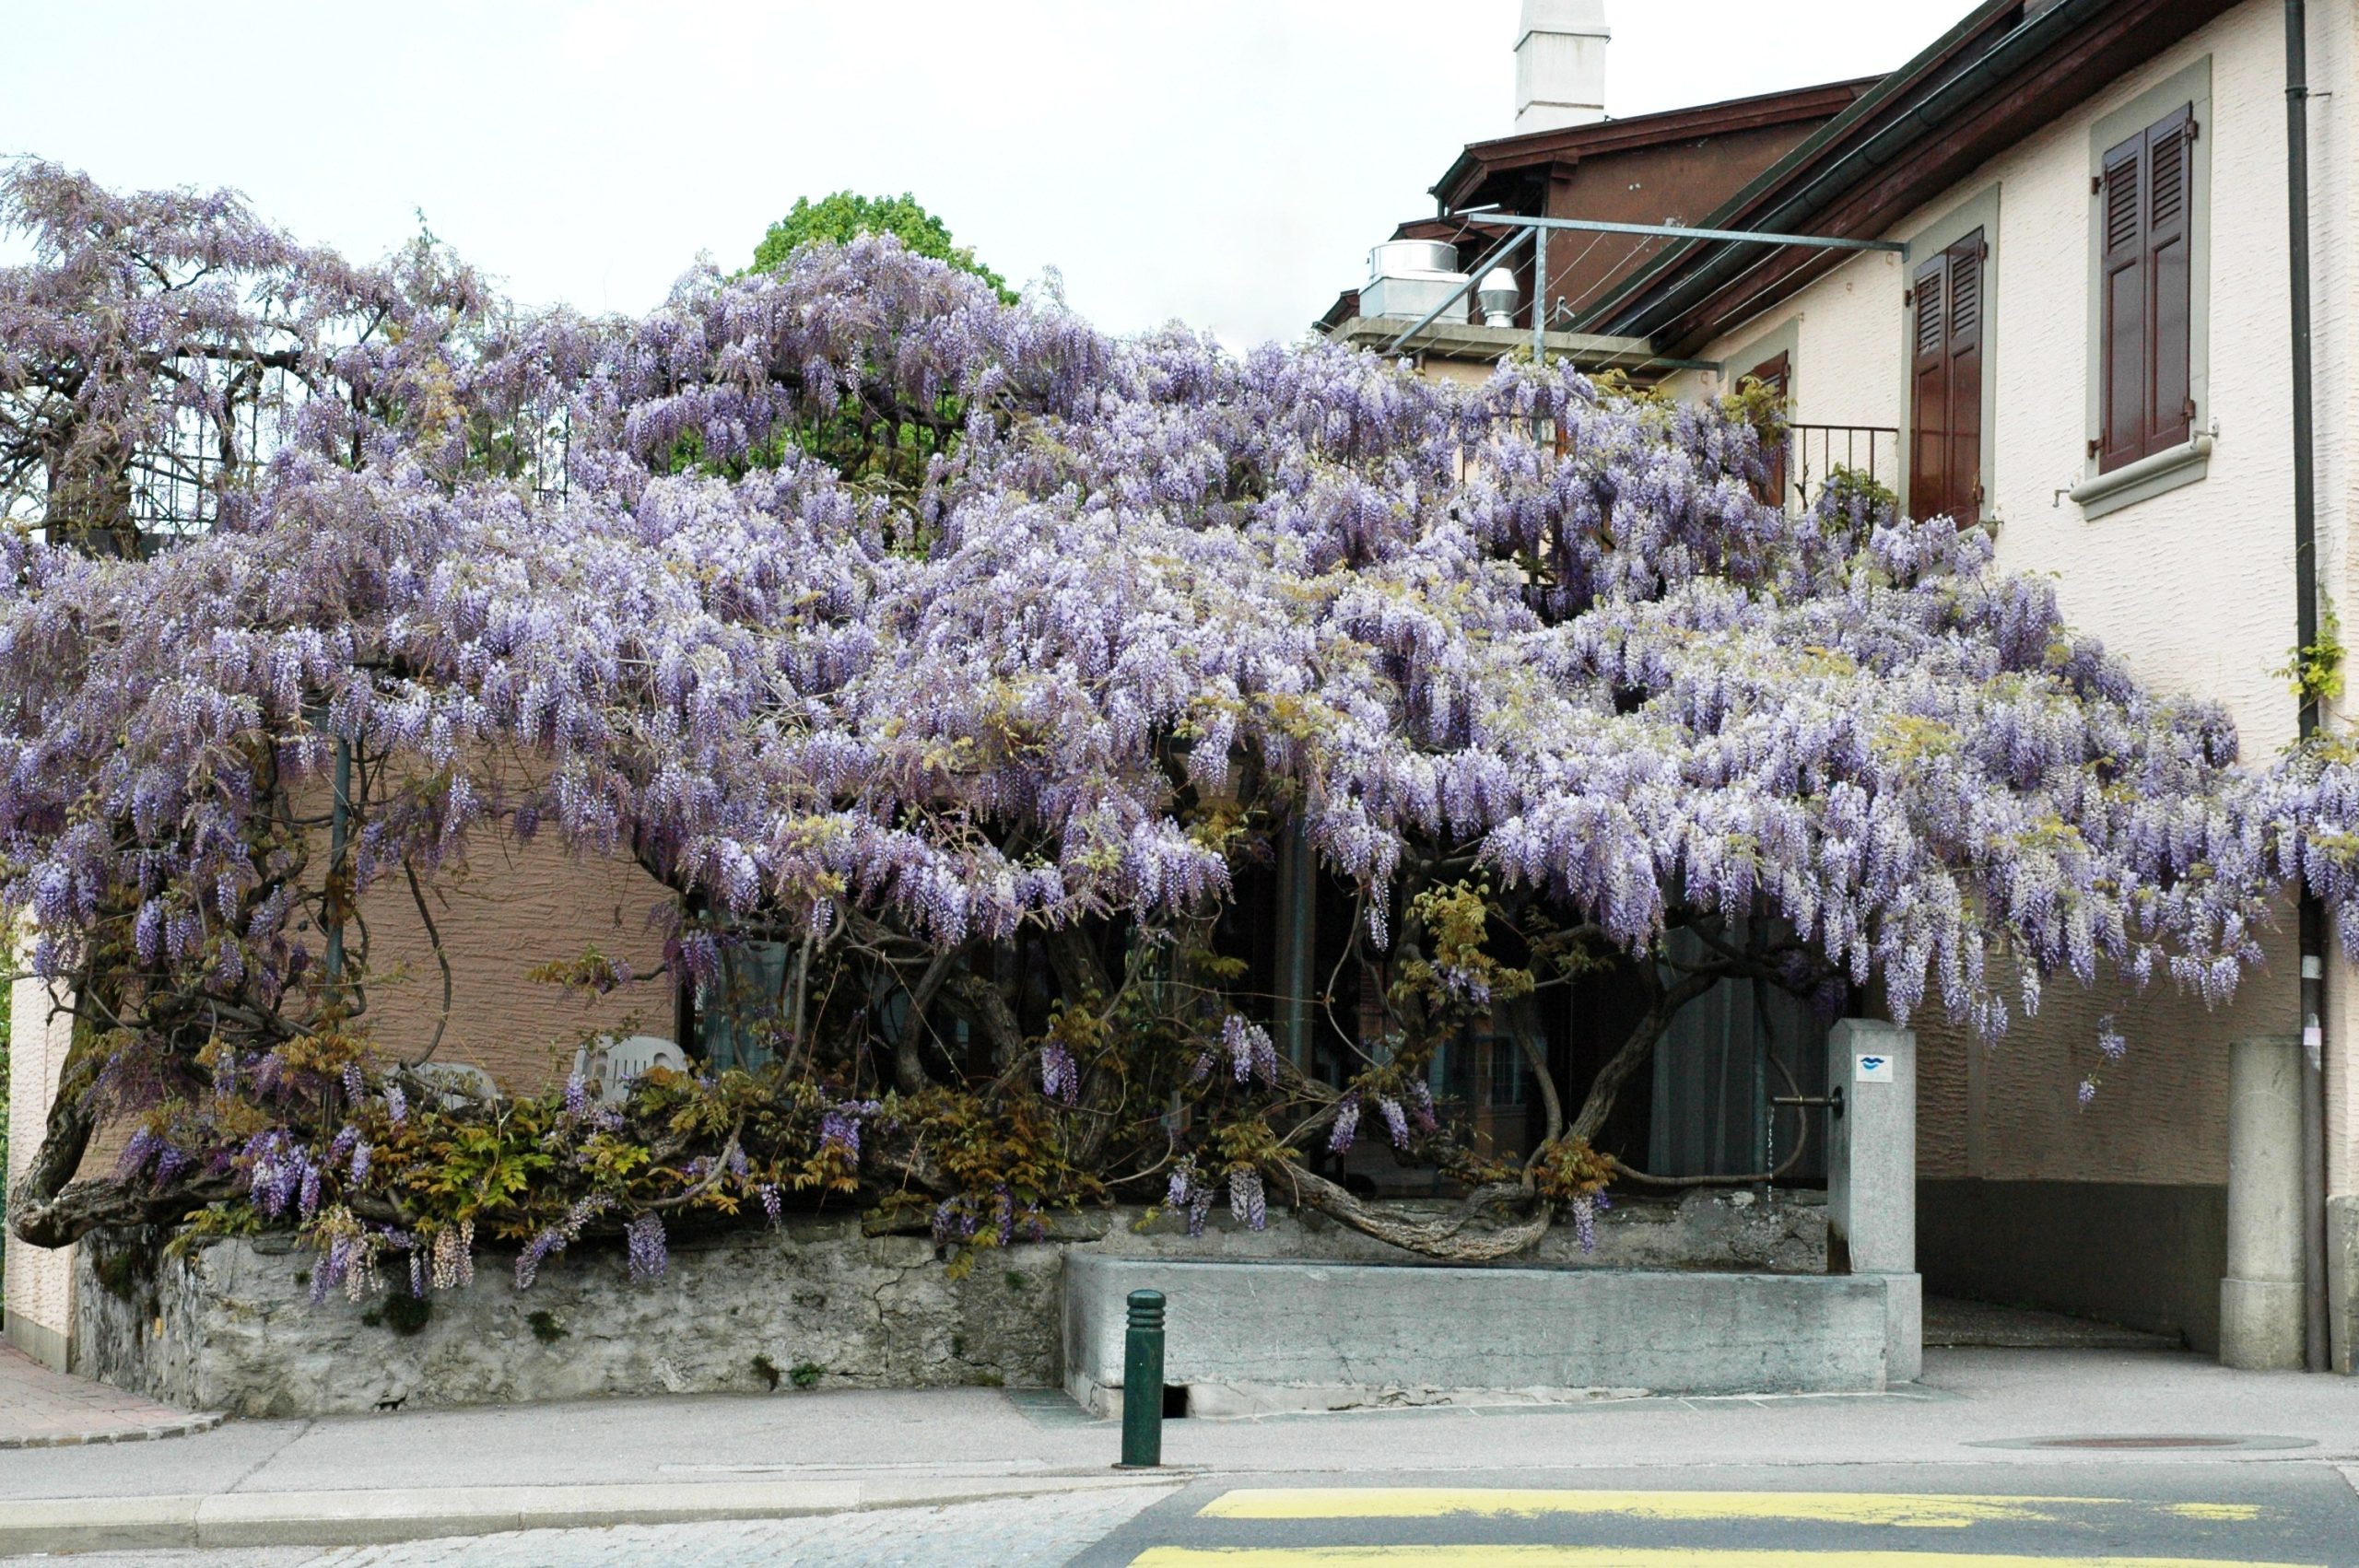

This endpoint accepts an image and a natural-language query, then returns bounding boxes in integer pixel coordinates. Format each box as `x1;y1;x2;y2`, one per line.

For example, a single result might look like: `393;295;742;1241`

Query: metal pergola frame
1383;210;1909;362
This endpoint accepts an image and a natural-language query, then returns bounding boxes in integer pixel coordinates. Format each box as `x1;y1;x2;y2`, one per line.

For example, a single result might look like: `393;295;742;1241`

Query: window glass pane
699;941;789;1072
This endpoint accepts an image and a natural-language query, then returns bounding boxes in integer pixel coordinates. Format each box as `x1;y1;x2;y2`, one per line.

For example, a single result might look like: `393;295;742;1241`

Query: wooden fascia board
1658;5;2030;239
1428;79;1882;210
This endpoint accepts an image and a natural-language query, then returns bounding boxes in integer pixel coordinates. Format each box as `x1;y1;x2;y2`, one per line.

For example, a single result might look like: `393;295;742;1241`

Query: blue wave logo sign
1854;1053;1895;1083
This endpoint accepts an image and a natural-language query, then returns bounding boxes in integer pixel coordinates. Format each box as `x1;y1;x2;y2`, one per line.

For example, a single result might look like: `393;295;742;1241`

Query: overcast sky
2;2;1954;345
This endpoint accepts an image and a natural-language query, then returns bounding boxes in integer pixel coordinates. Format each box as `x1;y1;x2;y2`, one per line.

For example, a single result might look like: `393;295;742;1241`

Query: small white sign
1854;1053;1895;1084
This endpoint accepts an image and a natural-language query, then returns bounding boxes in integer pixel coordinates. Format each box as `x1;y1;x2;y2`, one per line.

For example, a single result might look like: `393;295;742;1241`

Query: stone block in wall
76;1219;1065;1418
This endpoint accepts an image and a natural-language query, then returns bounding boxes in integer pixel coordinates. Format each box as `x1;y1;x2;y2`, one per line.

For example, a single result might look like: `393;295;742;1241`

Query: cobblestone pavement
0;1484;1183;1568
0;1340;221;1449
14;1465;2353;1567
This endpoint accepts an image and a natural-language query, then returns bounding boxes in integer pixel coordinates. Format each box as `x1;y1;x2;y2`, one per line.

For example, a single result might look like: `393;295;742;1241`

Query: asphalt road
1077;1464;2359;1566
14;1461;2353;1566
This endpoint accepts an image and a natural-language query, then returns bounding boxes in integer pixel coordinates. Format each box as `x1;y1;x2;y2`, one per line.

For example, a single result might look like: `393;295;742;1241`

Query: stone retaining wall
74;1190;1825;1418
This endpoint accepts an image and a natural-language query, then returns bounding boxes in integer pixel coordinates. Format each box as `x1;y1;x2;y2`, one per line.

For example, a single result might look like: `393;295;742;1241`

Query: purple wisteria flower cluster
6;158;2354;1270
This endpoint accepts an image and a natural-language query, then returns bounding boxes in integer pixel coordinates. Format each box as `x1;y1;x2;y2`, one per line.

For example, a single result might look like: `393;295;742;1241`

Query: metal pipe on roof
1454;211;1907;254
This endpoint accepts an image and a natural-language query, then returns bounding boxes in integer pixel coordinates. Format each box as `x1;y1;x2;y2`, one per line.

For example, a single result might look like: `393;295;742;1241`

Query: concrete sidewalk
2;1349;2353;1555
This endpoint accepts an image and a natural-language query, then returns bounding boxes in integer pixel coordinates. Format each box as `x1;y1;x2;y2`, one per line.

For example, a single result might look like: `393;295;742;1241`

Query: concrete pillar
2330;1195;2358;1375
2325;942;2358;1374
1827;1019;1920;1382
2221;1036;2306;1370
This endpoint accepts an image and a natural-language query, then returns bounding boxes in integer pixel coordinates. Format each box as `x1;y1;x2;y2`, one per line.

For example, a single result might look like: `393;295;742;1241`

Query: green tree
750;193;1014;302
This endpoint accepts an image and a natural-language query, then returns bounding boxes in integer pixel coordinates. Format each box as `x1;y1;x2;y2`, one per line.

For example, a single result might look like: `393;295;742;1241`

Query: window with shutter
2099;104;2196;473
1745;350;1790;509
1908;229;1985;524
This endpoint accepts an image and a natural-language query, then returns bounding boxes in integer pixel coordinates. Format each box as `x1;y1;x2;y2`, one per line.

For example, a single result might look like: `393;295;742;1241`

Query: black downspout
2286;0;2332;1375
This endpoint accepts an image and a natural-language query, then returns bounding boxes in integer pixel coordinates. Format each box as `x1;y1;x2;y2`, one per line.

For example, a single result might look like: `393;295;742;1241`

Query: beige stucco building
1620;0;2354;1370
1330;0;2358;1373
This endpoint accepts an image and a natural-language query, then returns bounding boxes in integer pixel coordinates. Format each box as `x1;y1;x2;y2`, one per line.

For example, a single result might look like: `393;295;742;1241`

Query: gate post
2221;1036;2306;1370
1827;1019;1920;1382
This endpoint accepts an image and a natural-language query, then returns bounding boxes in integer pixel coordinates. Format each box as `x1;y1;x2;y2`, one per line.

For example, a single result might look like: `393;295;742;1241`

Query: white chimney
1515;0;1609;134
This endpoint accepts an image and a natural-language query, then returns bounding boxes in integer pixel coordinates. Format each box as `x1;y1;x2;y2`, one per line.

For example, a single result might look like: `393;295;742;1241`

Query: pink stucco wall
350;835;674;1097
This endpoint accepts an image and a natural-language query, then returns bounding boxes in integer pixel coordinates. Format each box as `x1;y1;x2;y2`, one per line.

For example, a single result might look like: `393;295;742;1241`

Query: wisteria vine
6;160;2356;1290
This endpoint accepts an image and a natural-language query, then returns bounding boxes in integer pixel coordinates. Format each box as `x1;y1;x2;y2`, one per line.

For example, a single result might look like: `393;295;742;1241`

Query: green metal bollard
1118;1289;1166;1469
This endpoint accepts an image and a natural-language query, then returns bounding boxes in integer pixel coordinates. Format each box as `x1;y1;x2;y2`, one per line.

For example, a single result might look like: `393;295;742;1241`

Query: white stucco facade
1671;0;2355;1355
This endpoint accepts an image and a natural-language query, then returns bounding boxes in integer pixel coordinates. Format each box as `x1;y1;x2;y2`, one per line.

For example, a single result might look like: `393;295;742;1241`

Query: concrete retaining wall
74;1191;1826;1418
1063;1254;1900;1416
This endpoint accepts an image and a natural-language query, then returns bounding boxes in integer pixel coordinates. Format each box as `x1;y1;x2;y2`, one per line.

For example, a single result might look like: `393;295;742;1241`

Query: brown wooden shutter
2145;105;2195;453
1909;255;1950;518
1943;230;1985;521
2097;104;2197;474
2098;131;2147;473
1907;231;1985;524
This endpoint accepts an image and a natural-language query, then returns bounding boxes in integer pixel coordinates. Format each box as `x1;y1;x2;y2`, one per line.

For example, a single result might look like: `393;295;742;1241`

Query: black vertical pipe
2286;0;2332;1375
324;734;351;997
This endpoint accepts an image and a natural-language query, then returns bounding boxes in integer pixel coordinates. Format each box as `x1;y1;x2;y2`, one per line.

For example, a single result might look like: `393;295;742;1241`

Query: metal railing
99;379;569;548
1787;424;1899;510
1379;211;1906;365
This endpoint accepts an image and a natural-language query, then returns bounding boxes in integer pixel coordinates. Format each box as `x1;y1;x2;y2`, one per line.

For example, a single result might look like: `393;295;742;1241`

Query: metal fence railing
20;373;571;552
1787;424;1899;511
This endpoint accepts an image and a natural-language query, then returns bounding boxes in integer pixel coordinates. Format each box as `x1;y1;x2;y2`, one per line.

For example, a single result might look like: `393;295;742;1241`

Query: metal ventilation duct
1362;240;1473;324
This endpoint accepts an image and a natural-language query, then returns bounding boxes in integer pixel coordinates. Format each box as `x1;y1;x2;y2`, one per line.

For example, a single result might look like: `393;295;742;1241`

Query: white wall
1686;0;2352;1196
6;973;77;1369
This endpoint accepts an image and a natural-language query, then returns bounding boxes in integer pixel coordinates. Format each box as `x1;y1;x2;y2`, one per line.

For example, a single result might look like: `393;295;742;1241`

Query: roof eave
1571;0;2034;339
1428;77;1884;213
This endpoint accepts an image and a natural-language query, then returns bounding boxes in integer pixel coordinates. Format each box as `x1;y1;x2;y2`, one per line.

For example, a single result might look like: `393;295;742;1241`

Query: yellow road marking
2163;1502;2268;1521
1196;1490;2260;1529
1130;1550;2319;1568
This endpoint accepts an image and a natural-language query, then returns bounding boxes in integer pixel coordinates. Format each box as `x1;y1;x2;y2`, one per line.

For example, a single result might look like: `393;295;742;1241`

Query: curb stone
0;1469;1191;1555
0;1410;227;1450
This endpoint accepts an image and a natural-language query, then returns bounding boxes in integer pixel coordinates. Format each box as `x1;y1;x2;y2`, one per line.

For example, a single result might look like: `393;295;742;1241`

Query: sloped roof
1582;0;2246;353
1429;78;1881;214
